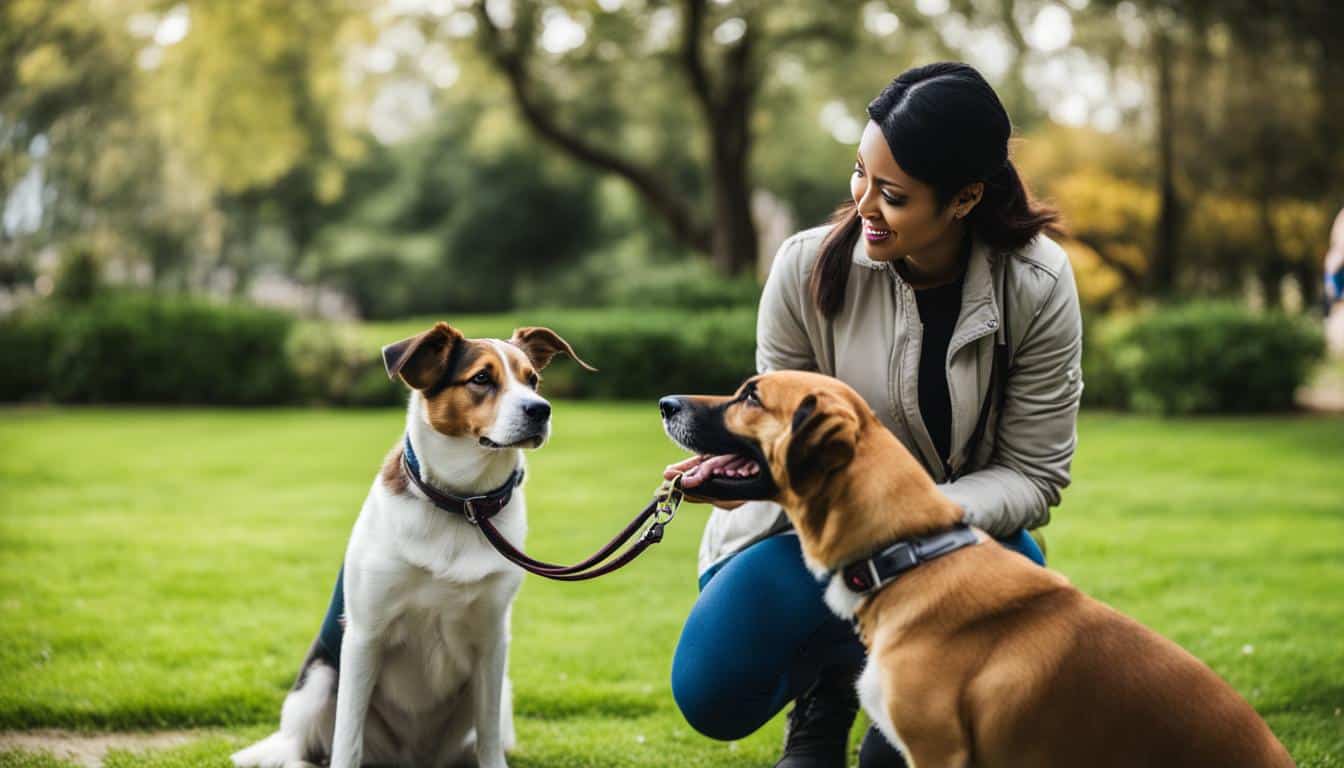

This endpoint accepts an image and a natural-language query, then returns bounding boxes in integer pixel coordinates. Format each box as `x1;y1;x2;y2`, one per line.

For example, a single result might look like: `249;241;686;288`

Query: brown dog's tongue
682;454;759;488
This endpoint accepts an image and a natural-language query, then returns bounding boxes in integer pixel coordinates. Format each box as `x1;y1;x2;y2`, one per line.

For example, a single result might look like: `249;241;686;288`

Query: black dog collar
840;524;980;595
402;436;523;522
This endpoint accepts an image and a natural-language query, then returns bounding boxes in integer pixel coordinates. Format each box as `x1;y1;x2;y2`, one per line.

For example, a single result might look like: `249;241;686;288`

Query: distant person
1326;207;1344;356
664;62;1082;768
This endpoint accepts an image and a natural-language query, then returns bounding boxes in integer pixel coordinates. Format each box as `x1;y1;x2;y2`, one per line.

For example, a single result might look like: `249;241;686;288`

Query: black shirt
913;272;966;466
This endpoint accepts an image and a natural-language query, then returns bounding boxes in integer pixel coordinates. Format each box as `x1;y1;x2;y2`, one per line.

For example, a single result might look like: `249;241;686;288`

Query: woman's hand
663;455;752;510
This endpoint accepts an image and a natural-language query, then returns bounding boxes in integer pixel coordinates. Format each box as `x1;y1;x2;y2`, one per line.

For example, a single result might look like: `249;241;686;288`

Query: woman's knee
670;658;766;741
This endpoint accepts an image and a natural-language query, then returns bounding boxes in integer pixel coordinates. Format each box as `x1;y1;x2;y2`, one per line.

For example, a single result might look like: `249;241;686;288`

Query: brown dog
659;370;1293;767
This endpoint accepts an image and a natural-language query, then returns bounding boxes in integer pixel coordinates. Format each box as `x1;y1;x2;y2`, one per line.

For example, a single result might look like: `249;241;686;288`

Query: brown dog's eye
470;371;492;386
528;373;540;389
744;388;762;407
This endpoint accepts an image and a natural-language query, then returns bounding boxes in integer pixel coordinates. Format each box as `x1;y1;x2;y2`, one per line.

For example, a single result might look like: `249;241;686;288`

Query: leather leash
400;441;683;581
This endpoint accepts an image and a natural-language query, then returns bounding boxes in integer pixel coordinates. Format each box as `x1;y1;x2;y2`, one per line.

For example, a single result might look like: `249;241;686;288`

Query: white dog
232;321;593;768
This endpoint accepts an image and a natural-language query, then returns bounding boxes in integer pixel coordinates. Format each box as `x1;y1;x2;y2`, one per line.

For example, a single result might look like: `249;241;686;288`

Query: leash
400;438;684;581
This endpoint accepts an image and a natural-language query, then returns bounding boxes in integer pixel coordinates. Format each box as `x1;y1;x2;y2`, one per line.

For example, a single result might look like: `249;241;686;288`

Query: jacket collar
850;234;1002;343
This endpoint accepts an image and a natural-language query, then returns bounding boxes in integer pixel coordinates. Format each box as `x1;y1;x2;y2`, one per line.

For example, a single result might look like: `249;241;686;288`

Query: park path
0;729;209;767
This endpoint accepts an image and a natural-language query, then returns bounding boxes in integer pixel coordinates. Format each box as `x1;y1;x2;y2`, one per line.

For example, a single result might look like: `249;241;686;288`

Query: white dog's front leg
331;628;380;768
472;618;510;768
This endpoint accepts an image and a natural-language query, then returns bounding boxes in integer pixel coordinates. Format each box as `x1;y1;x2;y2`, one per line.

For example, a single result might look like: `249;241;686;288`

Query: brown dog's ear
785;392;859;497
382;322;464;390
509;327;597;372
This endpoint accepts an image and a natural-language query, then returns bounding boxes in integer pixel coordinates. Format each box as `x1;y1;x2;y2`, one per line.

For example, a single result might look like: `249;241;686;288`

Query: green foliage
311;122;605;318
2;303;754;405
284;323;401;406
532;308;756;400
0;312;57;402
50;241;101;304
602;261;761;311
0;296;298;404
1109;303;1324;415
1079;312;1132;410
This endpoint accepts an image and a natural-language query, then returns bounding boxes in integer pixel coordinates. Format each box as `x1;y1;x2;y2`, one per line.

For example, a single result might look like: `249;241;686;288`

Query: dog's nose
659;397;683;420
524;401;551;421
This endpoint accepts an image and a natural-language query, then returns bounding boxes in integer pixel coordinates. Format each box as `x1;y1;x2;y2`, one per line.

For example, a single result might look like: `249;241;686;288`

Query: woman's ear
952;182;985;219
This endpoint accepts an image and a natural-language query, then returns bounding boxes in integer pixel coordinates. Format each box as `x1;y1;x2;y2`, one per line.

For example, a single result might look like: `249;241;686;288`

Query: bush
0;296;298;404
603;262;761;311
1079;312;1132;410
1108;302;1324;415
0;312;58;401
539;309;757;399
286;323;402;406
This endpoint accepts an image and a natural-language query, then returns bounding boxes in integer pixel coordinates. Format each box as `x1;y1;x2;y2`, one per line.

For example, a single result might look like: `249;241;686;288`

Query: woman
665;62;1084;768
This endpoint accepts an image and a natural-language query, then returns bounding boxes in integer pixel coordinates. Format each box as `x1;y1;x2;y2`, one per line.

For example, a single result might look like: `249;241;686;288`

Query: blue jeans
671;529;1044;740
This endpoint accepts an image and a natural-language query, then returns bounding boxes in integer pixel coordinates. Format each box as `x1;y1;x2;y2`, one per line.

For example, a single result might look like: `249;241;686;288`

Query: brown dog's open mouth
660;394;778;501
682;454;779;503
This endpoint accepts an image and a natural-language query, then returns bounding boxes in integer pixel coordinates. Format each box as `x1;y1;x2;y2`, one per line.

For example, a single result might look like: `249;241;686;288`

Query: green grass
1;406;1341;766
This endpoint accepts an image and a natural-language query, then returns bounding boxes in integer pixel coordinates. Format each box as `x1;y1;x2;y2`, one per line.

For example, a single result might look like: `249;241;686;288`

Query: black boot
857;724;909;768
773;665;861;768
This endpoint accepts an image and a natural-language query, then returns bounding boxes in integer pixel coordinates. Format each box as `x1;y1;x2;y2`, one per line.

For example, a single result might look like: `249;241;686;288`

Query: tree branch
472;1;710;251
1071;233;1145;290
681;0;715;111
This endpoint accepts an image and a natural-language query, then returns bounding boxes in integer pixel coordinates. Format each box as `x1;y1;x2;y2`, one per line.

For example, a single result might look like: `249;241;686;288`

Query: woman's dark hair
810;62;1060;317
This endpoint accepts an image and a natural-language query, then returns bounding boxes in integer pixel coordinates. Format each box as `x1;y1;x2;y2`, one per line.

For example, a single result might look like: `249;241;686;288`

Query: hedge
1106;302;1324;415
1;298;1324;412
0;296;297;405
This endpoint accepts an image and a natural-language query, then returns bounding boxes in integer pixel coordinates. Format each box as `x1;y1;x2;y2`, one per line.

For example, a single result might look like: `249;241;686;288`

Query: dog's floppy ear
509;326;597;372
785;392;859;497
382;322;464;390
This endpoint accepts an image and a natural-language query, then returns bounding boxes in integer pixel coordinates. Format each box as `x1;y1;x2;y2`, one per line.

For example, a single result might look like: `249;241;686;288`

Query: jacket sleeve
756;234;819;374
936;257;1084;538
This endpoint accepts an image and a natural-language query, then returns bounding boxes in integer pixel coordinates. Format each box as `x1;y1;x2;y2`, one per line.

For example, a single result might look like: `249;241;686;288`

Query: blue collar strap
402;435;523;523
840;523;980;595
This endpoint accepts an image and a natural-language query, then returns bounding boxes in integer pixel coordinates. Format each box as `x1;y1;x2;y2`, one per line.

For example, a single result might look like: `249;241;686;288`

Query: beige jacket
697;224;1084;574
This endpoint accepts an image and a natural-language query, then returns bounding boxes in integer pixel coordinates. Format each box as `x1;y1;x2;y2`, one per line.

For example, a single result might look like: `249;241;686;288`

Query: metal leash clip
653;472;685;525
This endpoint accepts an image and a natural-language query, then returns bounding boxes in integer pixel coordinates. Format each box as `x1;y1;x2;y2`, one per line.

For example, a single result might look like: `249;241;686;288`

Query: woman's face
851;121;960;265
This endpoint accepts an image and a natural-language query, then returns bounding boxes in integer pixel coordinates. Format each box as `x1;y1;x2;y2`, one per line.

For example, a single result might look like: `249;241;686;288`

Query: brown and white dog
660;370;1294;768
233;321;592;768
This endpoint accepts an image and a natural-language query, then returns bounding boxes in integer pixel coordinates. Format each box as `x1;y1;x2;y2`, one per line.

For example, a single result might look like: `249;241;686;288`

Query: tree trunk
707;95;757;275
1151;28;1182;297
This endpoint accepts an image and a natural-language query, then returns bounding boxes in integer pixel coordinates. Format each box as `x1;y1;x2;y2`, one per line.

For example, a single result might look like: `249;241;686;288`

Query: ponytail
968;160;1060;254
810;200;862;318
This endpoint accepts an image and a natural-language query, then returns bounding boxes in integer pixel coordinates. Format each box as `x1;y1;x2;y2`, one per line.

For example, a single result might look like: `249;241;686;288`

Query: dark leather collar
839;523;980;595
401;436;523;522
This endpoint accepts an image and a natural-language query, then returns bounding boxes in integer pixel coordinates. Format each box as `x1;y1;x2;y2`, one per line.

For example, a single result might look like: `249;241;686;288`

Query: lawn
1;405;1341;767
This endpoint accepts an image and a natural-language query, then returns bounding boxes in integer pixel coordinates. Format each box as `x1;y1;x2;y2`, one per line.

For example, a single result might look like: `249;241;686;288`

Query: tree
465;0;884;275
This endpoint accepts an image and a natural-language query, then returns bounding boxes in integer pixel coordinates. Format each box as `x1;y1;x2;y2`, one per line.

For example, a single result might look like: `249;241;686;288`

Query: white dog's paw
231;732;302;767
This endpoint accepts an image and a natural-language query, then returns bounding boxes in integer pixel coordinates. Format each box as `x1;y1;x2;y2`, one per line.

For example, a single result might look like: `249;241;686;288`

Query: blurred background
2;0;1342;410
